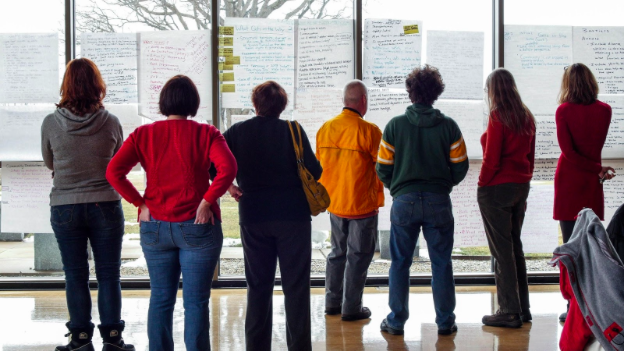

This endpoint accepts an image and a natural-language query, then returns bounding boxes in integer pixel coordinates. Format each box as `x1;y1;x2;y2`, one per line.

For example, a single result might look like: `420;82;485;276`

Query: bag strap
287;120;303;163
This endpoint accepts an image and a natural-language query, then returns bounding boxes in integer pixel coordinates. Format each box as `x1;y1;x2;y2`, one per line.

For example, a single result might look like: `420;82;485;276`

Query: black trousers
560;220;576;244
478;182;531;314
240;221;312;351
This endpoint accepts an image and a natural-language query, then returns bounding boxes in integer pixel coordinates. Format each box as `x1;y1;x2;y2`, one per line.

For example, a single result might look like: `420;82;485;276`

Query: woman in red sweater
554;63;614;322
477;68;536;328
106;75;237;351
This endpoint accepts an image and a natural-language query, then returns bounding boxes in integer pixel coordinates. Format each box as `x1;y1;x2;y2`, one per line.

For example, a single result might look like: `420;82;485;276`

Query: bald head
343;80;368;116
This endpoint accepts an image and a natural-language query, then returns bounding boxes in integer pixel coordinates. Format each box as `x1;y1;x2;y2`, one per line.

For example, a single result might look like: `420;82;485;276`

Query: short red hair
57;58;106;116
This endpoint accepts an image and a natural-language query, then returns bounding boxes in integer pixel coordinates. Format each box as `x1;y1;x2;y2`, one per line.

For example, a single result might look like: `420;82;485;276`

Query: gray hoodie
550;209;624;351
41;108;124;206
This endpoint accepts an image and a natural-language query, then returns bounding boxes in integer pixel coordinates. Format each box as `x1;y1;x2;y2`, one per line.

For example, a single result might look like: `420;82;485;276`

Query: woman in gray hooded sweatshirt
41;58;134;352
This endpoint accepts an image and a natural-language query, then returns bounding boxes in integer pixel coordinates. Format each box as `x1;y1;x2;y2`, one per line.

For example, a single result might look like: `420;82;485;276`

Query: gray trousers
325;213;378;314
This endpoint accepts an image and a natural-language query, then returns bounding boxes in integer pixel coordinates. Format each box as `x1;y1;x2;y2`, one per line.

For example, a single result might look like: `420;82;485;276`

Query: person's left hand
195;199;214;225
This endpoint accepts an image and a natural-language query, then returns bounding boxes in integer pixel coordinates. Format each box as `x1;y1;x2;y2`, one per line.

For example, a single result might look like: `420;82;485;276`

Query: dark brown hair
159;75;200;117
558;63;598;105
252;81;288;117
57;58;106;116
405;64;445;105
485;68;535;136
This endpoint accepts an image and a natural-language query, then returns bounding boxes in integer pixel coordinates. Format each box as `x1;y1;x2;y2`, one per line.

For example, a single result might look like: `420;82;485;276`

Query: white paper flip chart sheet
363;19;423;88
603;160;624;225
0;33;59;104
535;115;560;159
81;33;138;104
221;18;295;109
296;19;354;90
450;161;488;247
138;30;211;121
522;182;559;253
105;104;143;140
426;31;485;100
532;160;558;181
598;94;624;159
366;88;411;132
1;162;53;233
0;105;52;161
504;26;572;116
433;100;486;159
378;188;392;231
573;27;624;95
292;88;344;151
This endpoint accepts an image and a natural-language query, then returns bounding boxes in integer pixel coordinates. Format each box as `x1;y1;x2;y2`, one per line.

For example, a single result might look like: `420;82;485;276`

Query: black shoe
342;307;372;321
98;321;135;351
521;310;532;322
380;319;404;335
55;322;95;351
559;311;567;322
482;310;523;328
438;324;458;335
325;306;342;315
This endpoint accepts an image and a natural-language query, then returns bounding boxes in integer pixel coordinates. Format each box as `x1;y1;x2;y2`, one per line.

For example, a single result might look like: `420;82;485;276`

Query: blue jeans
386;192;456;330
51;200;125;330
140;217;223;351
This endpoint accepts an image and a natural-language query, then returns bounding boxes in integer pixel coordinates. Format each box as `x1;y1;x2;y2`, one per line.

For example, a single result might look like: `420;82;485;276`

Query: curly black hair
405;64;445;105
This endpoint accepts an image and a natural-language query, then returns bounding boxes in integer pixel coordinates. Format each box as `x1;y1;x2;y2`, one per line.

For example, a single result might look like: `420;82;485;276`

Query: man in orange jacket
316;80;384;321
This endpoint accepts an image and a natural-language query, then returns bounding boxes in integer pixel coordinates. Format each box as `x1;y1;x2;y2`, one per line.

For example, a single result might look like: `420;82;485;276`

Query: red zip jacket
479;112;536;187
106;120;237;222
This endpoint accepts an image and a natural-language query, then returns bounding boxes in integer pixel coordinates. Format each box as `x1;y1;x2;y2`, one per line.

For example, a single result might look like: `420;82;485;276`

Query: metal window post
65;0;75;64
354;0;363;80
493;0;504;68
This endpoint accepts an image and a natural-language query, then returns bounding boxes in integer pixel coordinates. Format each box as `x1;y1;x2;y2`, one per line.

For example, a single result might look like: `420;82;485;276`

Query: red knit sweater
478;113;536;187
106;120;237;222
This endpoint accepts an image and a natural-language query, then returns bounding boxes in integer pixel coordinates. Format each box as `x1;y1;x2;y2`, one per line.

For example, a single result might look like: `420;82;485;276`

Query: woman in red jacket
554;63;614;321
478;68;536;328
106;75;237;351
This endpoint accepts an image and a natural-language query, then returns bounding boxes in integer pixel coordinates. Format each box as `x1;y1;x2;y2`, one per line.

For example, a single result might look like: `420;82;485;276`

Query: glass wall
0;0;65;278
0;0;623;281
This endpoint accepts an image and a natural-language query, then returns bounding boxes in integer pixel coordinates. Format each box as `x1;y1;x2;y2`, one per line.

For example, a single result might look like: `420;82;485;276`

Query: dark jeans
140;218;223;351
51;200;125;330
560;220;576;244
386;192;456;330
326;214;378;314
477;182;531;314
240;221;312;351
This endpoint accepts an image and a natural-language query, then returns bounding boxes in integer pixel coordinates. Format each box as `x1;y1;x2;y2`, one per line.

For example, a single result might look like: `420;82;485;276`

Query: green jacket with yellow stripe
376;103;469;197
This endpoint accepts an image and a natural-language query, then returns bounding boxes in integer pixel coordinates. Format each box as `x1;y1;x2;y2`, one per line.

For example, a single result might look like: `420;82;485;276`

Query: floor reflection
0;286;564;351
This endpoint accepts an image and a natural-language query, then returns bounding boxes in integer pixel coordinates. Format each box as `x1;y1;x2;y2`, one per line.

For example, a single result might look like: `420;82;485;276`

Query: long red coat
554;101;611;221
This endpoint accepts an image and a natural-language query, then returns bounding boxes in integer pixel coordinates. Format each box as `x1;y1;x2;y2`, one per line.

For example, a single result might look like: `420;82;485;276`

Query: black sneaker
380;319;404;335
438;324;458;335
325;306;342;315
482;310;523;328
341;307;371;321
559;311;567;322
521;310;532;322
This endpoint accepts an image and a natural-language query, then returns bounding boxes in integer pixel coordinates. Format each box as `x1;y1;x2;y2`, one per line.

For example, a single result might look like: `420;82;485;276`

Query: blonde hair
558;63;598;105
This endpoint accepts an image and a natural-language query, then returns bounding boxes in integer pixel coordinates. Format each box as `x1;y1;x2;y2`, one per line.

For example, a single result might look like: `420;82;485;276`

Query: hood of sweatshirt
52;107;110;136
404;103;445;128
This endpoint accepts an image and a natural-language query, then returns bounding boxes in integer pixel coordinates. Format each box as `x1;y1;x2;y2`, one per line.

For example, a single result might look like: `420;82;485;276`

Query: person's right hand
599;166;616;181
139;203;151;223
228;184;243;202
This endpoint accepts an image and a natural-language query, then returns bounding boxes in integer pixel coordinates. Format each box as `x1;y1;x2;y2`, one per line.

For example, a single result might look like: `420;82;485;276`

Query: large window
0;0;622;282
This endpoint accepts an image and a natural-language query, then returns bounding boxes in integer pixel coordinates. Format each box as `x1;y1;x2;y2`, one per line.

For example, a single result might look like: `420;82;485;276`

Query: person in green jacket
377;64;469;336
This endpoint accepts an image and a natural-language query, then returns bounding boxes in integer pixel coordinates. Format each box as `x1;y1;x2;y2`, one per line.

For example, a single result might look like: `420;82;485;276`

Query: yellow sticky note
226;56;241;65
219;73;223;82
218;62;224;70
219;27;234;35
223;64;234;70
222;72;235;81
221;84;236;93
219;37;234;46
218;48;233;57
403;24;420;35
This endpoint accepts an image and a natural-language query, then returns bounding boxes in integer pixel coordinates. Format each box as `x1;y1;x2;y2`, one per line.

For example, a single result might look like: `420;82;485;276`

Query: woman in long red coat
554;63;615;321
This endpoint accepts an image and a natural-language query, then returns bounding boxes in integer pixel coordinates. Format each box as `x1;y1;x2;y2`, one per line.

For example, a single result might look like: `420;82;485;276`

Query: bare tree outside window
77;0;351;33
